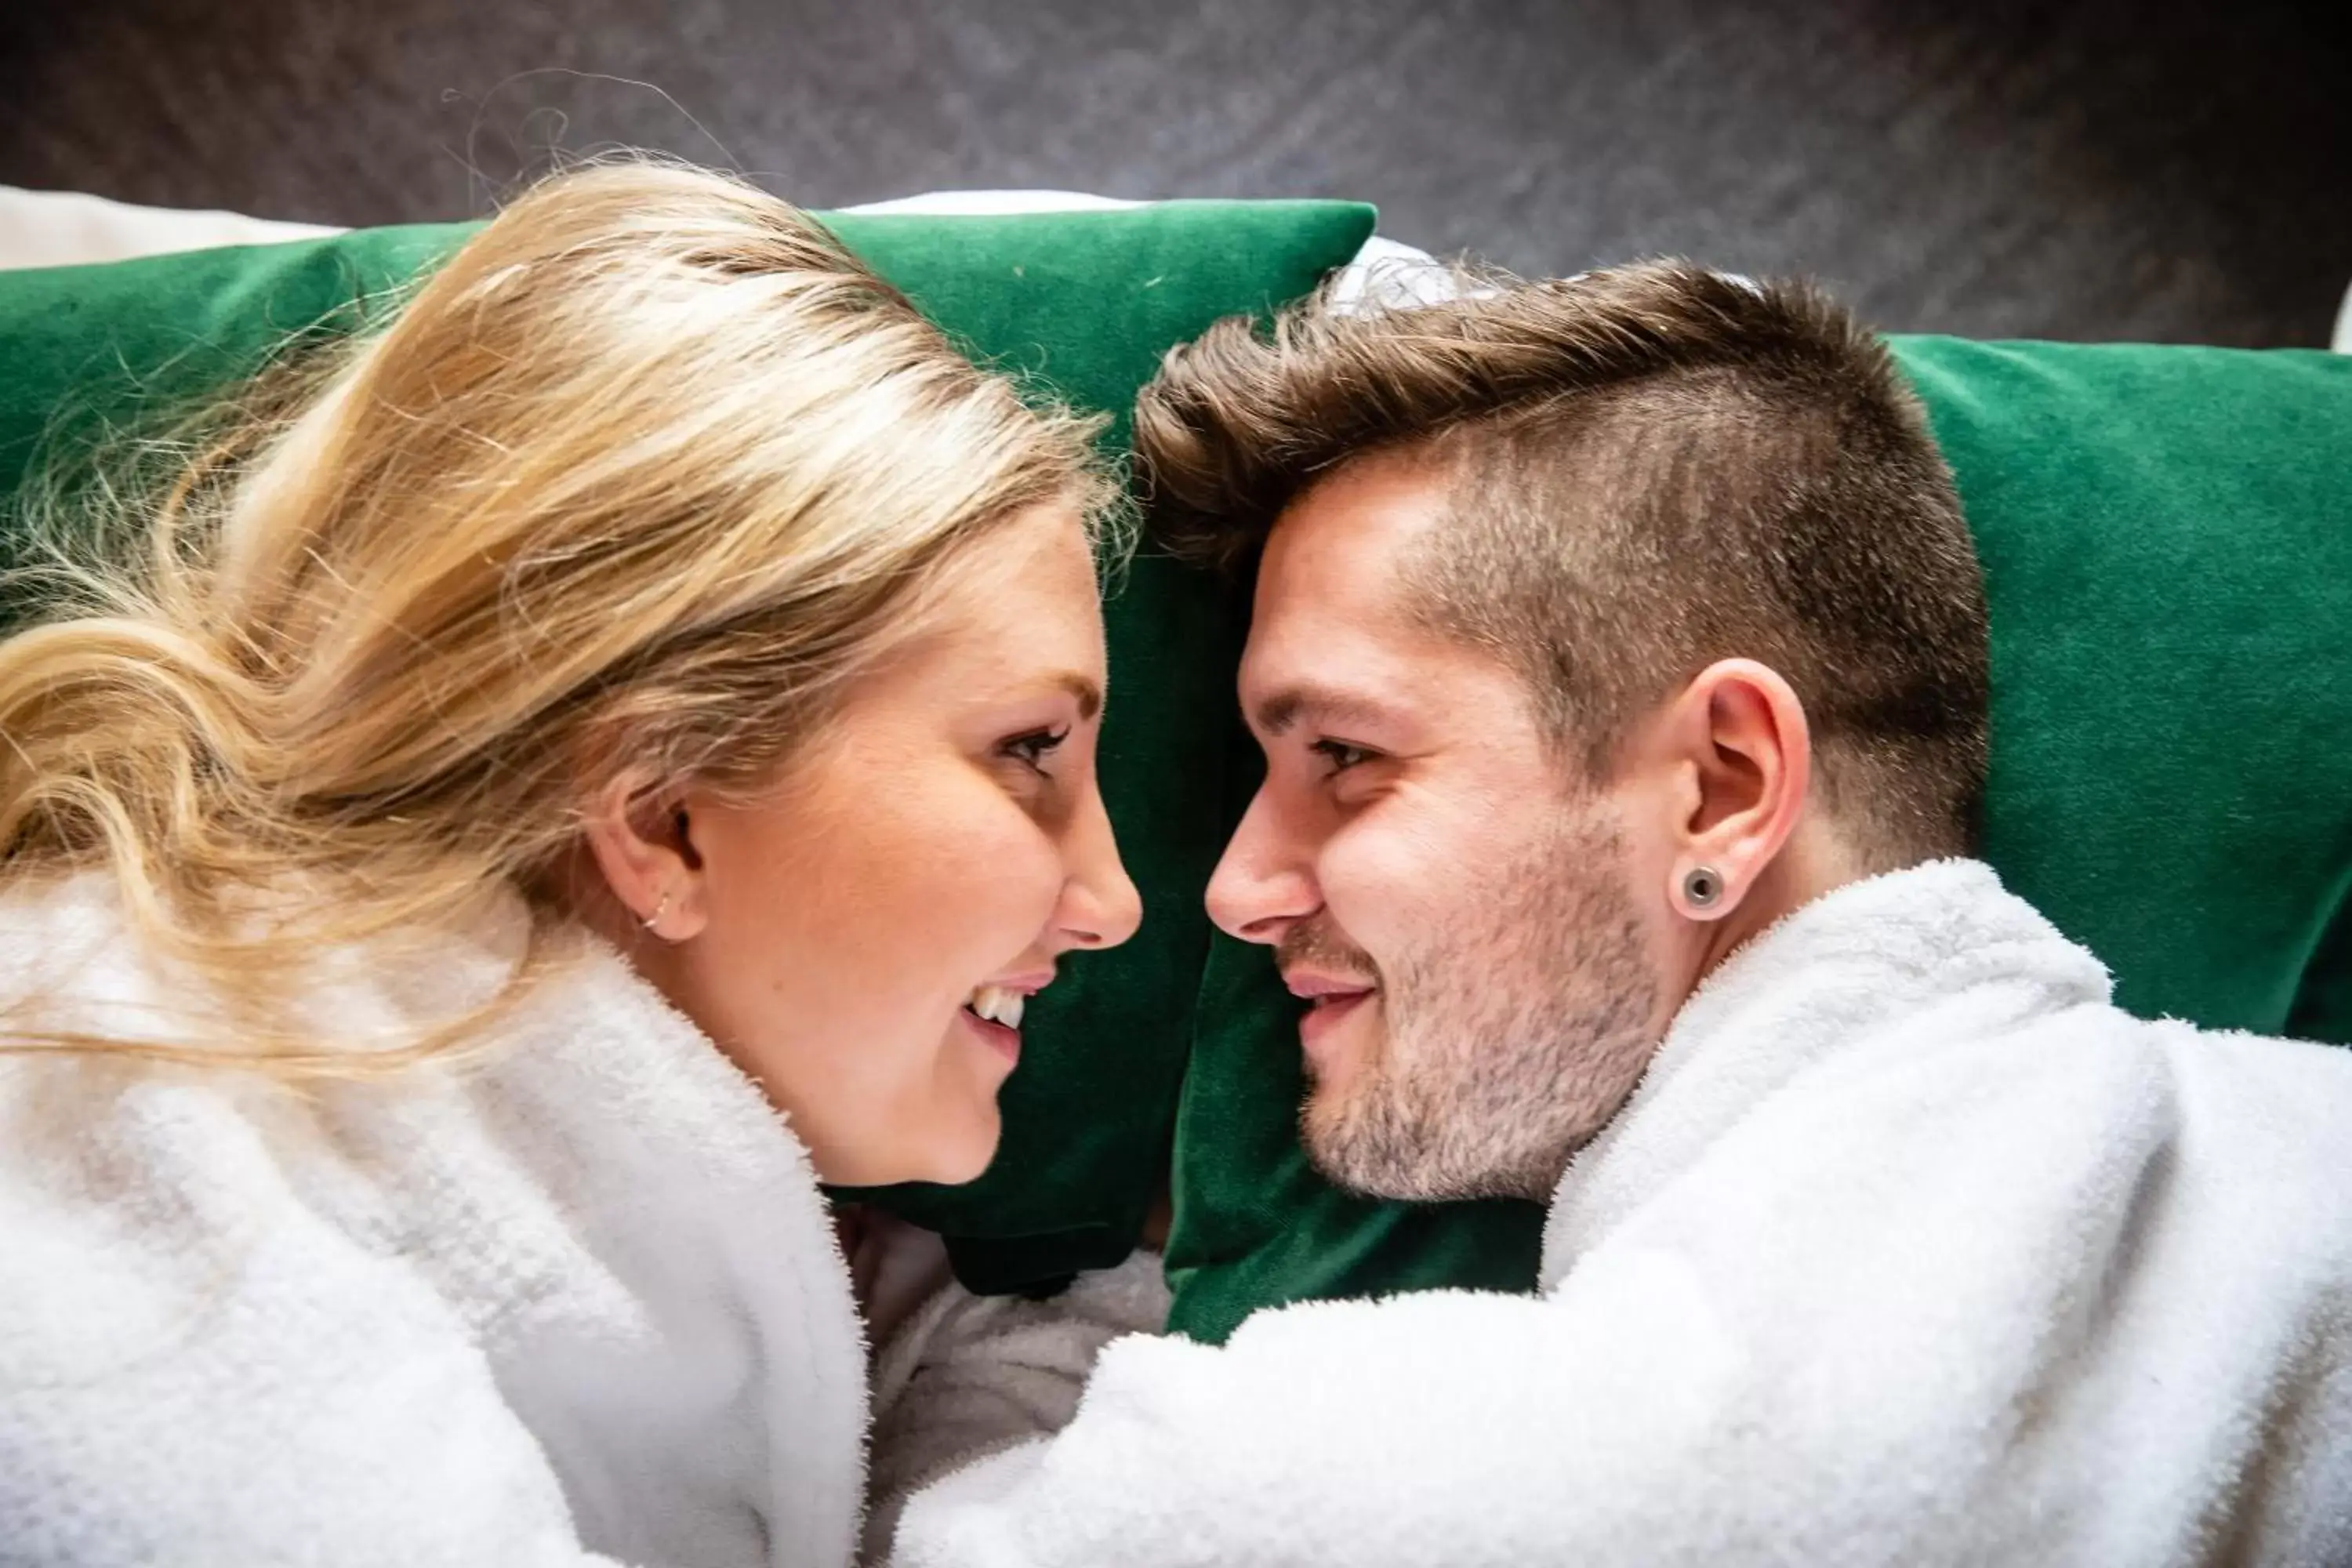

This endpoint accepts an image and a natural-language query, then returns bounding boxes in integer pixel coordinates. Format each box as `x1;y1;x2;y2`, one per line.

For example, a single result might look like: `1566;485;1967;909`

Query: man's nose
1205;786;1317;945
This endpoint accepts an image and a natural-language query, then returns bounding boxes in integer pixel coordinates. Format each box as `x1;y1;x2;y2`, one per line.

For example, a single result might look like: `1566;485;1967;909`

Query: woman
0;162;1142;1567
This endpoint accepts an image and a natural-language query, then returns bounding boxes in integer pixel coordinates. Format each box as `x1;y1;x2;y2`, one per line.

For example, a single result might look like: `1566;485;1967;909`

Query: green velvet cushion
0;199;1377;1297
1163;336;2352;1343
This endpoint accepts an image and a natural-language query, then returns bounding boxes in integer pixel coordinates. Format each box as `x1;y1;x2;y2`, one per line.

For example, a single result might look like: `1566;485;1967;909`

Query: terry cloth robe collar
0;873;869;1568
1540;858;2112;1289
891;852;2352;1566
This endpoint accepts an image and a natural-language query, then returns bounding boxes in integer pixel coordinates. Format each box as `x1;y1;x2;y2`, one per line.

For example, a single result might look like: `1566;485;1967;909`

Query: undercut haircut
1134;260;1991;868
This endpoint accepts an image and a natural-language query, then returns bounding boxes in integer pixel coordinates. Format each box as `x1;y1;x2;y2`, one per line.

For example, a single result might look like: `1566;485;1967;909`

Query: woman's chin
922;1142;999;1188
837;1103;1002;1189
924;1098;1006;1185
802;1038;1011;1188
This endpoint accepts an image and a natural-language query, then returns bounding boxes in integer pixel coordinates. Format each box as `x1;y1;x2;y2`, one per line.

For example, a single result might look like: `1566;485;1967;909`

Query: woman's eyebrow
1049;671;1103;720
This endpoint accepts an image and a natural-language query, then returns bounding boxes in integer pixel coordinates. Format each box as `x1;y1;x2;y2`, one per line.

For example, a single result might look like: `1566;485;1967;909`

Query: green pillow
0;199;1378;1297
1163;336;2352;1343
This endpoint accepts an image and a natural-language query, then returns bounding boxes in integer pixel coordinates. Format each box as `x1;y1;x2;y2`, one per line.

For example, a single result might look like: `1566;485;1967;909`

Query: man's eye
1310;739;1377;774
1000;728;1069;773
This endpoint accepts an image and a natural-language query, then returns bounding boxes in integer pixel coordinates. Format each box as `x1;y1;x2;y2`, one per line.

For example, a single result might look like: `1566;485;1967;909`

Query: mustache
1274;920;1380;985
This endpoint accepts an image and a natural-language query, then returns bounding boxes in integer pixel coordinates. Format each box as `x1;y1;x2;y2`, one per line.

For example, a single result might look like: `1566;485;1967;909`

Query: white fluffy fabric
863;1254;1171;1565
0;873;869;1568
896;859;2352;1566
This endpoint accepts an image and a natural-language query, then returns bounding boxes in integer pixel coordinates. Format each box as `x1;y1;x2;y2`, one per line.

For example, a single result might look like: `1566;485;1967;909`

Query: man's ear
580;774;712;942
1657;659;1811;922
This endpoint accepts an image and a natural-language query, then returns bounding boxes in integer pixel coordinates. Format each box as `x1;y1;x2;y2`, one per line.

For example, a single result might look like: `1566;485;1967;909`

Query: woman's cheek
949;788;1070;937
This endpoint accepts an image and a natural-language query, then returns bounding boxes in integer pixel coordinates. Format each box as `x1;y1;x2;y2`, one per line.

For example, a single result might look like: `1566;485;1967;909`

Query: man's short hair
1134;260;1991;868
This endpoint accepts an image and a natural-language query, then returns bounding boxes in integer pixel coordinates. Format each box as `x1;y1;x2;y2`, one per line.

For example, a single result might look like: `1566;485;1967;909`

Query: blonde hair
0;162;1111;1075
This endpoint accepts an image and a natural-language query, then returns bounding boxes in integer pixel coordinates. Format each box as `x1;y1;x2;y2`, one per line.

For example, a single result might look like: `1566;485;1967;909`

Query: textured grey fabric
0;0;2343;346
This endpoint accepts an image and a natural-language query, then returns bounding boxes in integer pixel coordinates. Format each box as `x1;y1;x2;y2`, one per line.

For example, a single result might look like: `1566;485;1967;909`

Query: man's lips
1296;989;1374;1054
1284;970;1378;1058
1282;969;1378;1000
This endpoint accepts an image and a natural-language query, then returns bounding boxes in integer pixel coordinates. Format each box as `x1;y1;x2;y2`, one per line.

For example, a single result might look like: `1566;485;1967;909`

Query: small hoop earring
1681;866;1724;913
641;891;671;933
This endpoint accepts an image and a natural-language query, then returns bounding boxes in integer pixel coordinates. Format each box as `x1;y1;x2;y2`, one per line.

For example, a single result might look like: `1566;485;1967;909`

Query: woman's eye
1310;739;1377;774
1000;728;1070;774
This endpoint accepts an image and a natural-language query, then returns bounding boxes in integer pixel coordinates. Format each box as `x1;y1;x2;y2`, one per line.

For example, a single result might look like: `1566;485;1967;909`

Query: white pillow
0;186;337;270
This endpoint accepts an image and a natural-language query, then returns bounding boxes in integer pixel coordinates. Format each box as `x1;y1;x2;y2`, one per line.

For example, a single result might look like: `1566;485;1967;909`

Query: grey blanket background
1;0;2343;347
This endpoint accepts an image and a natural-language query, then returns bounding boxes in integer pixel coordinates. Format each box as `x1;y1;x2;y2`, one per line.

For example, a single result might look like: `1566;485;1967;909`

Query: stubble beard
1297;809;1661;1204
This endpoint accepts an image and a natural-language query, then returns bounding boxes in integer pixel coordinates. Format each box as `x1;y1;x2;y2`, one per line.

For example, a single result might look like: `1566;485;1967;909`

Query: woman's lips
959;1005;1022;1065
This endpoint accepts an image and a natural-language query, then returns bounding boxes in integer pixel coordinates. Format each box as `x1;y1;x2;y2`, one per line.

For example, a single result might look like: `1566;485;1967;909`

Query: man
891;263;2352;1565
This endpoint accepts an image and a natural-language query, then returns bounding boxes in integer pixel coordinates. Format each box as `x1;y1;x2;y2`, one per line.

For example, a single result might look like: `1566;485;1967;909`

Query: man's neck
1691;818;1864;989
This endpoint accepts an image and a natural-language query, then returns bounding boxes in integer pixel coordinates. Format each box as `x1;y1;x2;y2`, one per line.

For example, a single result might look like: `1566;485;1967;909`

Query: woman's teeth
967;984;1025;1030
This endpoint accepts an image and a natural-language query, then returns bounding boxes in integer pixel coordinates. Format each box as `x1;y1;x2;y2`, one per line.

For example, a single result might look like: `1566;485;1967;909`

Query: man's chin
1301;1087;1442;1202
1304;1145;1468;1203
1301;1083;1562;1204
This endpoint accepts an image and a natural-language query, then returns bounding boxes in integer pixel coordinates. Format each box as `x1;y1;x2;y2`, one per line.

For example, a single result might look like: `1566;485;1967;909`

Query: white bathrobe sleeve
0;1087;627;1568
863;1252;1170;1564
892;1018;2352;1566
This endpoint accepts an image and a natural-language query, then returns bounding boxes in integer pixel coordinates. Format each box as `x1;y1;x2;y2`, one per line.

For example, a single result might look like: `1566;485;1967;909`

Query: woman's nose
1062;785;1143;950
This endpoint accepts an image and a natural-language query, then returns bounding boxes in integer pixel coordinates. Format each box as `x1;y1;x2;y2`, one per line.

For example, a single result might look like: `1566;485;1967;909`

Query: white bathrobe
0;873;872;1568
895;858;2352;1566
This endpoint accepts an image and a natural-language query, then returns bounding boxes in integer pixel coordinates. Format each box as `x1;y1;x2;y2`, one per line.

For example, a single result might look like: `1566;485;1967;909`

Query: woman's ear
581;775;712;943
1660;659;1811;922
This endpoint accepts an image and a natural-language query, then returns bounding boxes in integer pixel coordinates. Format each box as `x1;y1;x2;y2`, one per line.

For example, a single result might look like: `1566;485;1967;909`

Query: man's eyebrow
1253;684;1391;739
